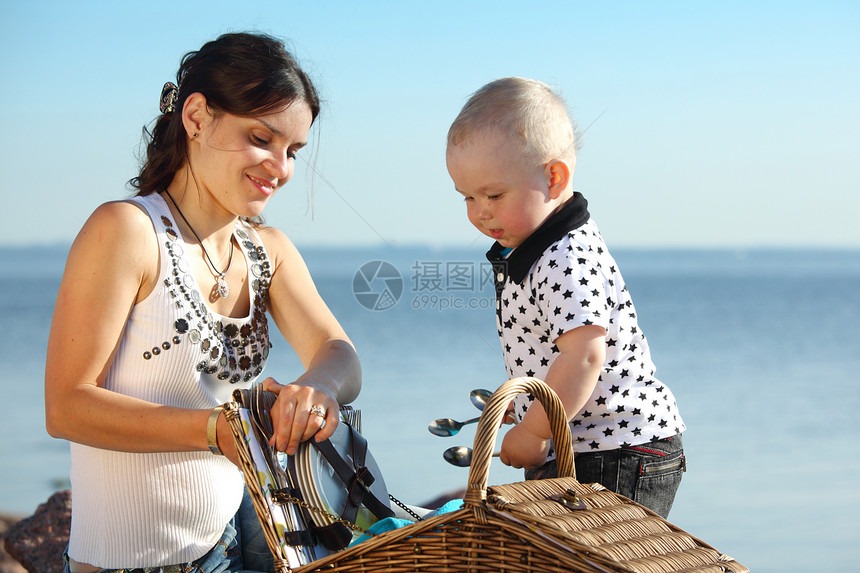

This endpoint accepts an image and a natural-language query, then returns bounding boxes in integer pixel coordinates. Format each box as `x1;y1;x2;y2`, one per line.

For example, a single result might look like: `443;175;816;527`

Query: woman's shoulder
73;199;159;262
254;225;301;260
87;198;153;228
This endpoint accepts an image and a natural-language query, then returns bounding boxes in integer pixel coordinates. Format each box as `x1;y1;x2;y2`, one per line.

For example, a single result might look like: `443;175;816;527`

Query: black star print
493;224;685;455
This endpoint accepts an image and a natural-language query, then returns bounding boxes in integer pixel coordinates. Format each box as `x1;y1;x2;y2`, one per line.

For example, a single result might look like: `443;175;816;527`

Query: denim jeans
63;489;274;573
525;434;685;519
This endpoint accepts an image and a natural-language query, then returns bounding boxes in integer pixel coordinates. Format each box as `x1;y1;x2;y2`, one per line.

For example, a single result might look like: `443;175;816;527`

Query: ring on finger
309;404;327;419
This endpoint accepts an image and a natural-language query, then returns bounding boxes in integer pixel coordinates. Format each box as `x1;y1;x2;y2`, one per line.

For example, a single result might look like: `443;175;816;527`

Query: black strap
311;522;352;551
269;488;318;547
311;425;395;522
284;528;317;547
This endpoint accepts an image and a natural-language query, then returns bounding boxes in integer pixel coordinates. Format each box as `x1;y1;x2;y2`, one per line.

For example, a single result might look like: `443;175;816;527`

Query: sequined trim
142;216;271;385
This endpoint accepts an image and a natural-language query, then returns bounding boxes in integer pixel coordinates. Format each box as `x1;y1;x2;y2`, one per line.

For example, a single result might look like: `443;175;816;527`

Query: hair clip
160;82;179;114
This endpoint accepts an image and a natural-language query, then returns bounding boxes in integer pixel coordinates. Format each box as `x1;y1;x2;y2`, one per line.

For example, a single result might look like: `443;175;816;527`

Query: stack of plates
294;422;391;542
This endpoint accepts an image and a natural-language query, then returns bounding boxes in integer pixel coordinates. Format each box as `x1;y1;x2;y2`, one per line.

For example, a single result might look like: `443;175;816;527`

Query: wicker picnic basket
291;377;748;573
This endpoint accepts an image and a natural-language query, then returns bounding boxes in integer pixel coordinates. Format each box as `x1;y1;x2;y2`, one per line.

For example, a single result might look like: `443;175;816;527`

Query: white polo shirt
486;194;685;453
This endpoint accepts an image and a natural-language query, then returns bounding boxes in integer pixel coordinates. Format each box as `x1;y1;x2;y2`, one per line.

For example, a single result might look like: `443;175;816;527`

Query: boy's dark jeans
524;434;685;519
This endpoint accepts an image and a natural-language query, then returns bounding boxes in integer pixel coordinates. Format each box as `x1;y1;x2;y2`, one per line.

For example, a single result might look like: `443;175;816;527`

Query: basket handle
464;377;575;503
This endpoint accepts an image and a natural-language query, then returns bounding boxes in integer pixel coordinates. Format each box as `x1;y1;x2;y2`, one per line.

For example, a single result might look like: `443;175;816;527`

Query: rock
4;491;70;573
0;514;28;573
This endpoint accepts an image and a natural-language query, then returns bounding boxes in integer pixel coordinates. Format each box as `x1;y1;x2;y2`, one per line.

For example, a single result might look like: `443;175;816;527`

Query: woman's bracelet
207;405;224;455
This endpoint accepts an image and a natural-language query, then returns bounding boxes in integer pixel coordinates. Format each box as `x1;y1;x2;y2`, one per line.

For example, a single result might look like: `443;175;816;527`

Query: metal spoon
428;416;481;437
470;388;517;424
469;389;492;411
443;446;500;467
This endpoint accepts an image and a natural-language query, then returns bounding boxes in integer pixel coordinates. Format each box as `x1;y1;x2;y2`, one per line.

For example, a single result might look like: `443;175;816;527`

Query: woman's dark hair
131;32;320;196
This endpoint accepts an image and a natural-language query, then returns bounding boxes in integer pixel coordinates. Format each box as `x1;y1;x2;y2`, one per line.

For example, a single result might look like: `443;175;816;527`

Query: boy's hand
500;424;551;469
501;401;516;426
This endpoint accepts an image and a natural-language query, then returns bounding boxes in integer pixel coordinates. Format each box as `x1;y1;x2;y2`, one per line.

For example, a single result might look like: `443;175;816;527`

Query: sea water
1;245;858;572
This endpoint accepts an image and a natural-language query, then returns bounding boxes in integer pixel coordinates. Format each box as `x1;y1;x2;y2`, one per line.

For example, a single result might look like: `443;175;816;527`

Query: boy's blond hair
447;77;578;164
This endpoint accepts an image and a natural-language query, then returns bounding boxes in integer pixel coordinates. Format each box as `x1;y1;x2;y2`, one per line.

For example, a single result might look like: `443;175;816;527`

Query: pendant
217;276;230;298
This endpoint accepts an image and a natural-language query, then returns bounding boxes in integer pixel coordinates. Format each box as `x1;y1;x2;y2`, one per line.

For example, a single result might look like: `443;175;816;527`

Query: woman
44;32;360;573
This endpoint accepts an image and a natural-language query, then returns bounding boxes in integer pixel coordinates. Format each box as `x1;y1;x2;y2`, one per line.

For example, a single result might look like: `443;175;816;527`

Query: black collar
486;192;590;284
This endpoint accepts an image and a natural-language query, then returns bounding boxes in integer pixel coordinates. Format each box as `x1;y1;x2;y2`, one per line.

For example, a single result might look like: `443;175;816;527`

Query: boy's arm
500;325;606;469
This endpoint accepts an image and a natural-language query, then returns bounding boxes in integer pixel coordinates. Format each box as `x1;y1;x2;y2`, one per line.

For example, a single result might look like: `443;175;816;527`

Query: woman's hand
262;377;339;454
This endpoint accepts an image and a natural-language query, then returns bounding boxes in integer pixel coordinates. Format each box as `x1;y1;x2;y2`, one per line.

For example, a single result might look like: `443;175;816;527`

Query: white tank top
67;193;272;568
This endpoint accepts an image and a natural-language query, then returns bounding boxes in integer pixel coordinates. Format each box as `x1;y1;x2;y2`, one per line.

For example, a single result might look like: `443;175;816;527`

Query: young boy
445;77;686;518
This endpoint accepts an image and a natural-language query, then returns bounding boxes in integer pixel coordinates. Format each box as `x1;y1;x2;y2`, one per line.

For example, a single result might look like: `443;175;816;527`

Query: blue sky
1;1;857;248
